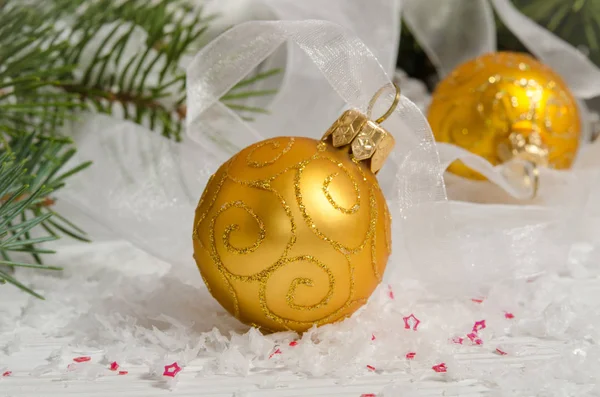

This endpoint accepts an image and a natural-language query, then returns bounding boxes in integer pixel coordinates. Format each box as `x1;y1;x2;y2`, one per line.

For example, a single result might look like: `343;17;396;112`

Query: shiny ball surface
428;52;581;179
192;137;391;333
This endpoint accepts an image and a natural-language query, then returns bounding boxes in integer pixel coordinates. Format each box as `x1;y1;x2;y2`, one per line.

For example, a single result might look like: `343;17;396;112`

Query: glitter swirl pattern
192;137;391;333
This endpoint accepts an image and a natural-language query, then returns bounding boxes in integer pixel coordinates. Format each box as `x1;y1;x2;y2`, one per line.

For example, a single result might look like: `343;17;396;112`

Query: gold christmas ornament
428;51;581;181
192;86;399;333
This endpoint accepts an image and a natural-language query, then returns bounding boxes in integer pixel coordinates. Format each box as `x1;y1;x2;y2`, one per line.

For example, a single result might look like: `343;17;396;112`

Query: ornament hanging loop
367;83;401;124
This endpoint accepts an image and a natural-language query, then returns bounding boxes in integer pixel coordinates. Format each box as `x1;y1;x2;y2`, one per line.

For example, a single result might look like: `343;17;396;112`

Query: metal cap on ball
322;84;400;174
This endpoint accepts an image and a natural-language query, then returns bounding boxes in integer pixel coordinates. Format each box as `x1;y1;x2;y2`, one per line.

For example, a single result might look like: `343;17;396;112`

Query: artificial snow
1;235;600;395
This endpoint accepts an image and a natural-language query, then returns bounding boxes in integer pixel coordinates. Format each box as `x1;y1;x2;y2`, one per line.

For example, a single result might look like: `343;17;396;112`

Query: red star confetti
118;371;128;375
73;356;91;363
505;312;515;319
495;348;508;356
109;362;119;371
472;320;486;332
387;284;395;300
163;362;182;377
432;363;447;373
467;332;483;345
289;341;298;347
366;365;376;372
2;371;12;377
269;348;282;359
406;352;416;360
403;314;421;331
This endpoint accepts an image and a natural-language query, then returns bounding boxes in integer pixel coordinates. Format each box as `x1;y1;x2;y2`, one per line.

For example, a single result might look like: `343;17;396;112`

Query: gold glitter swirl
246;137;295;168
294;157;377;255
220;201;266;255
322;170;361;214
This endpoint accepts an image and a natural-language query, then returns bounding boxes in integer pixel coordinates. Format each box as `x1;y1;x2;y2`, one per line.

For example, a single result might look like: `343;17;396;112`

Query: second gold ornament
428;52;581;181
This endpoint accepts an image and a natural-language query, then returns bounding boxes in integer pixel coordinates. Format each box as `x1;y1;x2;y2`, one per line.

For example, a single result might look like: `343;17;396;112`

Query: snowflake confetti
403;314;421;331
432;363;447;373
163;362;182;377
472;320;486;332
73;356;91;363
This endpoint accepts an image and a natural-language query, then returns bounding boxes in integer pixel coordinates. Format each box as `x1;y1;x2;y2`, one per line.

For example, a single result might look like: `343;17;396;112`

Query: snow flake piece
504;312;515;319
366;365;376;372
2;371;12;377
432;363;447;373
472;320;486;332
109;362;119;371
467;332;483;345
451;336;464;345
387;285;394;300
289;341;298;347
269;348;282;359
163;362;182;377
405;352;416;360
495;348;508;356
403;314;420;331
73;356;91;363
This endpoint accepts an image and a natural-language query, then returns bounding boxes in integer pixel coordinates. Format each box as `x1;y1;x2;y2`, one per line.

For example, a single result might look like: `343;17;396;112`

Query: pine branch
1;0;281;298
39;0;281;140
0;2;91;298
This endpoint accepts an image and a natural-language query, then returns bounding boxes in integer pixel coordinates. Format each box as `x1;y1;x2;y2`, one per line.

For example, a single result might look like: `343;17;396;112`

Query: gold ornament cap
322;84;400;174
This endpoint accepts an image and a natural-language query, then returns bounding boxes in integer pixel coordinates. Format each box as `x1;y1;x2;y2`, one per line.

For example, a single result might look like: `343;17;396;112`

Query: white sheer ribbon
403;0;496;77
59;16;478;293
185;19;469;291
186;19;448;207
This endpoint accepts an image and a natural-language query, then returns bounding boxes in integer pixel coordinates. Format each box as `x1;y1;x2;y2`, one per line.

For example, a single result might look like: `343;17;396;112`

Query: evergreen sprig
0;136;91;299
1;0;280;298
42;0;280;140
